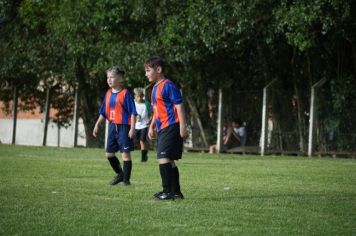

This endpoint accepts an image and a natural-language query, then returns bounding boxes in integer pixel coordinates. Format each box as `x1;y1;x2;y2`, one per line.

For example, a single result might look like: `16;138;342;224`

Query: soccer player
144;56;187;200
93;66;137;186
133;87;152;162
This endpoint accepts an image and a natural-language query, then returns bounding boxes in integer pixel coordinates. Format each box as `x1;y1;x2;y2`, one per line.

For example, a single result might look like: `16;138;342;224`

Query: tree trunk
186;96;209;147
291;48;305;152
42;87;51;146
11;85;18;145
80;87;102;147
75;58;103;147
72;87;79;147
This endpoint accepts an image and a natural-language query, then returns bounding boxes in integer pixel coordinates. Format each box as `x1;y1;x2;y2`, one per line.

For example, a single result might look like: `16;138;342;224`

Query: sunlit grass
0;145;355;235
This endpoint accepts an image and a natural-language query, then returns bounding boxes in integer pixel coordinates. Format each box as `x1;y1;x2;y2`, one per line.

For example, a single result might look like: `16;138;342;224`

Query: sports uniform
151;78;184;199
99;88;137;184
151;79;183;160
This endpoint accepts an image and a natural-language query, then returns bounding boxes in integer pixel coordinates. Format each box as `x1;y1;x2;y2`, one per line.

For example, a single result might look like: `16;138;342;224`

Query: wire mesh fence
314;85;356;153
1;80;355;157
265;87;311;154
191;80;355;157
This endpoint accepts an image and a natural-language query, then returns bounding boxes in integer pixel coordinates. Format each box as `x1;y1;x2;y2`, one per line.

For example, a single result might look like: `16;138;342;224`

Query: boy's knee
106;153;115;158
122;152;131;161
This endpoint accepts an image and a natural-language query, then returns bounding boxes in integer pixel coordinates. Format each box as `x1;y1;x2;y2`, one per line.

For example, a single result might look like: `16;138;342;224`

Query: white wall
0;118;86;147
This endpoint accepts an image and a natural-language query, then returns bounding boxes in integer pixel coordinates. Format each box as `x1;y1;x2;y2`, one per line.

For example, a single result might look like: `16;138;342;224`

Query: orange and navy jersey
151;79;182;131
99;88;137;125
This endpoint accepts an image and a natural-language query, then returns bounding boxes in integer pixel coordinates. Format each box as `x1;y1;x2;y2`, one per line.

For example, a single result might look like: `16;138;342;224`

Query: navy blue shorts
106;123;134;153
157;123;183;160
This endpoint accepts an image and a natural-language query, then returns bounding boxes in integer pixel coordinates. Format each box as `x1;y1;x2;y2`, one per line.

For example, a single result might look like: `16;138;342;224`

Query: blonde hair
134;87;144;96
106;66;125;76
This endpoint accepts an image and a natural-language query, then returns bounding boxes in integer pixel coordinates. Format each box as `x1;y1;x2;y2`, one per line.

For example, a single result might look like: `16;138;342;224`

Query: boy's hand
180;125;188;139
93;125;99;138
128;128;135;139
148;126;155;140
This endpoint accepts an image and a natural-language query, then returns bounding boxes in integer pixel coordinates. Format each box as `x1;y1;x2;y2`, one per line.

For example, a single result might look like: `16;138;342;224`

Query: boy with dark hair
144;56;187;200
93;66;137;186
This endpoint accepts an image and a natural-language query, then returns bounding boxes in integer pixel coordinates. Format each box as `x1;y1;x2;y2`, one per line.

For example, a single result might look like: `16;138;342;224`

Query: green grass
0;145;355;236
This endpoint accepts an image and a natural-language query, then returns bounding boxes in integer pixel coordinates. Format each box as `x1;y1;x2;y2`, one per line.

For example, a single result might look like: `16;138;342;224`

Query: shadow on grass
196;193;356;201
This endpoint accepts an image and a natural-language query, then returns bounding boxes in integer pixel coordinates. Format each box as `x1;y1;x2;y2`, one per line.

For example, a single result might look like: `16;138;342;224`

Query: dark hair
106;66;125;76
232;118;241;125
144;56;166;73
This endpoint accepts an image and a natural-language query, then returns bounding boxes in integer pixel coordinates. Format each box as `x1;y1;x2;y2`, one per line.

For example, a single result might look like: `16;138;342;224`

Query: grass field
0;145;355;236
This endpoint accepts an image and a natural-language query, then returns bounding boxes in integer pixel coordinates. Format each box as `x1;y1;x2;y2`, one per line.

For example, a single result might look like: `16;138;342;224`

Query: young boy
93;66;137;186
133;87;152;162
144;56;186;200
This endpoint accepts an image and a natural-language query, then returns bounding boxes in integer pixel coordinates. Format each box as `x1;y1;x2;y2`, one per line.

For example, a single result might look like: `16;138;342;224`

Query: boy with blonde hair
93;66;137;186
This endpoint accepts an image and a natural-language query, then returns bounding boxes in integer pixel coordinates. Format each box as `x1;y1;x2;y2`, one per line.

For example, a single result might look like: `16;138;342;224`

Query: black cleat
123;181;131;186
109;175;123;185
173;192;184;199
154;192;174;200
153;191;164;198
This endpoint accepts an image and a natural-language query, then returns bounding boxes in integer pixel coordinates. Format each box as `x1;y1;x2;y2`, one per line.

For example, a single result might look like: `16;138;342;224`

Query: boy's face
232;122;239;128
107;71;122;88
144;65;161;82
134;93;144;102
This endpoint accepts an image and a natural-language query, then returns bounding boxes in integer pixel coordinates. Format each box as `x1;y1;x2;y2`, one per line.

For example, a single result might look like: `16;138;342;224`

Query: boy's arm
175;103;187;139
231;129;241;141
148;116;156;140
93;115;105;137
128;115;136;138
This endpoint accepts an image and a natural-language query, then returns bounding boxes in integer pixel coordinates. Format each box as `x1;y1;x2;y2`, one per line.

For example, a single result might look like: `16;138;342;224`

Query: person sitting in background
209;119;247;154
209;123;228;154
231;119;247;147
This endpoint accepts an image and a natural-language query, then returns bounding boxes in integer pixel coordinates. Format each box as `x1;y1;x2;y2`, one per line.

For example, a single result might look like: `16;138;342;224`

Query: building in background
0;101;86;147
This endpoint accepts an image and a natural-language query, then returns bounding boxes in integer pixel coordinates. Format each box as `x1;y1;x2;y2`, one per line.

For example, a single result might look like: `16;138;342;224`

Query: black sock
142;150;148;161
108;156;122;175
159;163;172;193
123;160;132;182
172;166;181;194
141;150;145;161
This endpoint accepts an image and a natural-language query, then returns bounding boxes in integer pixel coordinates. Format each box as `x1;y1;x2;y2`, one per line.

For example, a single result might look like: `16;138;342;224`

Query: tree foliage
0;0;354;148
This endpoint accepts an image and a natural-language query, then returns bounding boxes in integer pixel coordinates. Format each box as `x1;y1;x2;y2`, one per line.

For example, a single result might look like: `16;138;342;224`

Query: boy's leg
140;128;149;162
122;152;132;186
155;158;174;200
117;125;134;186
155;124;183;200
170;161;183;197
140;140;148;162
106;123;123;185
106;153;123;185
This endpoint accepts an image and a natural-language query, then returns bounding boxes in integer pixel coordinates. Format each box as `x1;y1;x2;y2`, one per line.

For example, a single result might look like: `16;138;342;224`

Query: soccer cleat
153;191;164;198
109;174;123;185
123;181;131;186
154;192;174;200
173;192;184;200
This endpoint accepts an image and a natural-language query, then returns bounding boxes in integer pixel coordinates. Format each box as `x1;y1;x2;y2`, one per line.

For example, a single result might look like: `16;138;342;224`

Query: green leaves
0;0;354;147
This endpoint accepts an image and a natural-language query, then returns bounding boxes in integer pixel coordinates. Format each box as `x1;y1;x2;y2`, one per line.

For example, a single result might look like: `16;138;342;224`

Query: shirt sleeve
164;81;183;105
99;94;107;119
124;91;138;116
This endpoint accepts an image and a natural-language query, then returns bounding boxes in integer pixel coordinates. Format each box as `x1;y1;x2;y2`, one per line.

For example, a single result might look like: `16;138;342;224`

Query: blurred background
0;0;355;155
